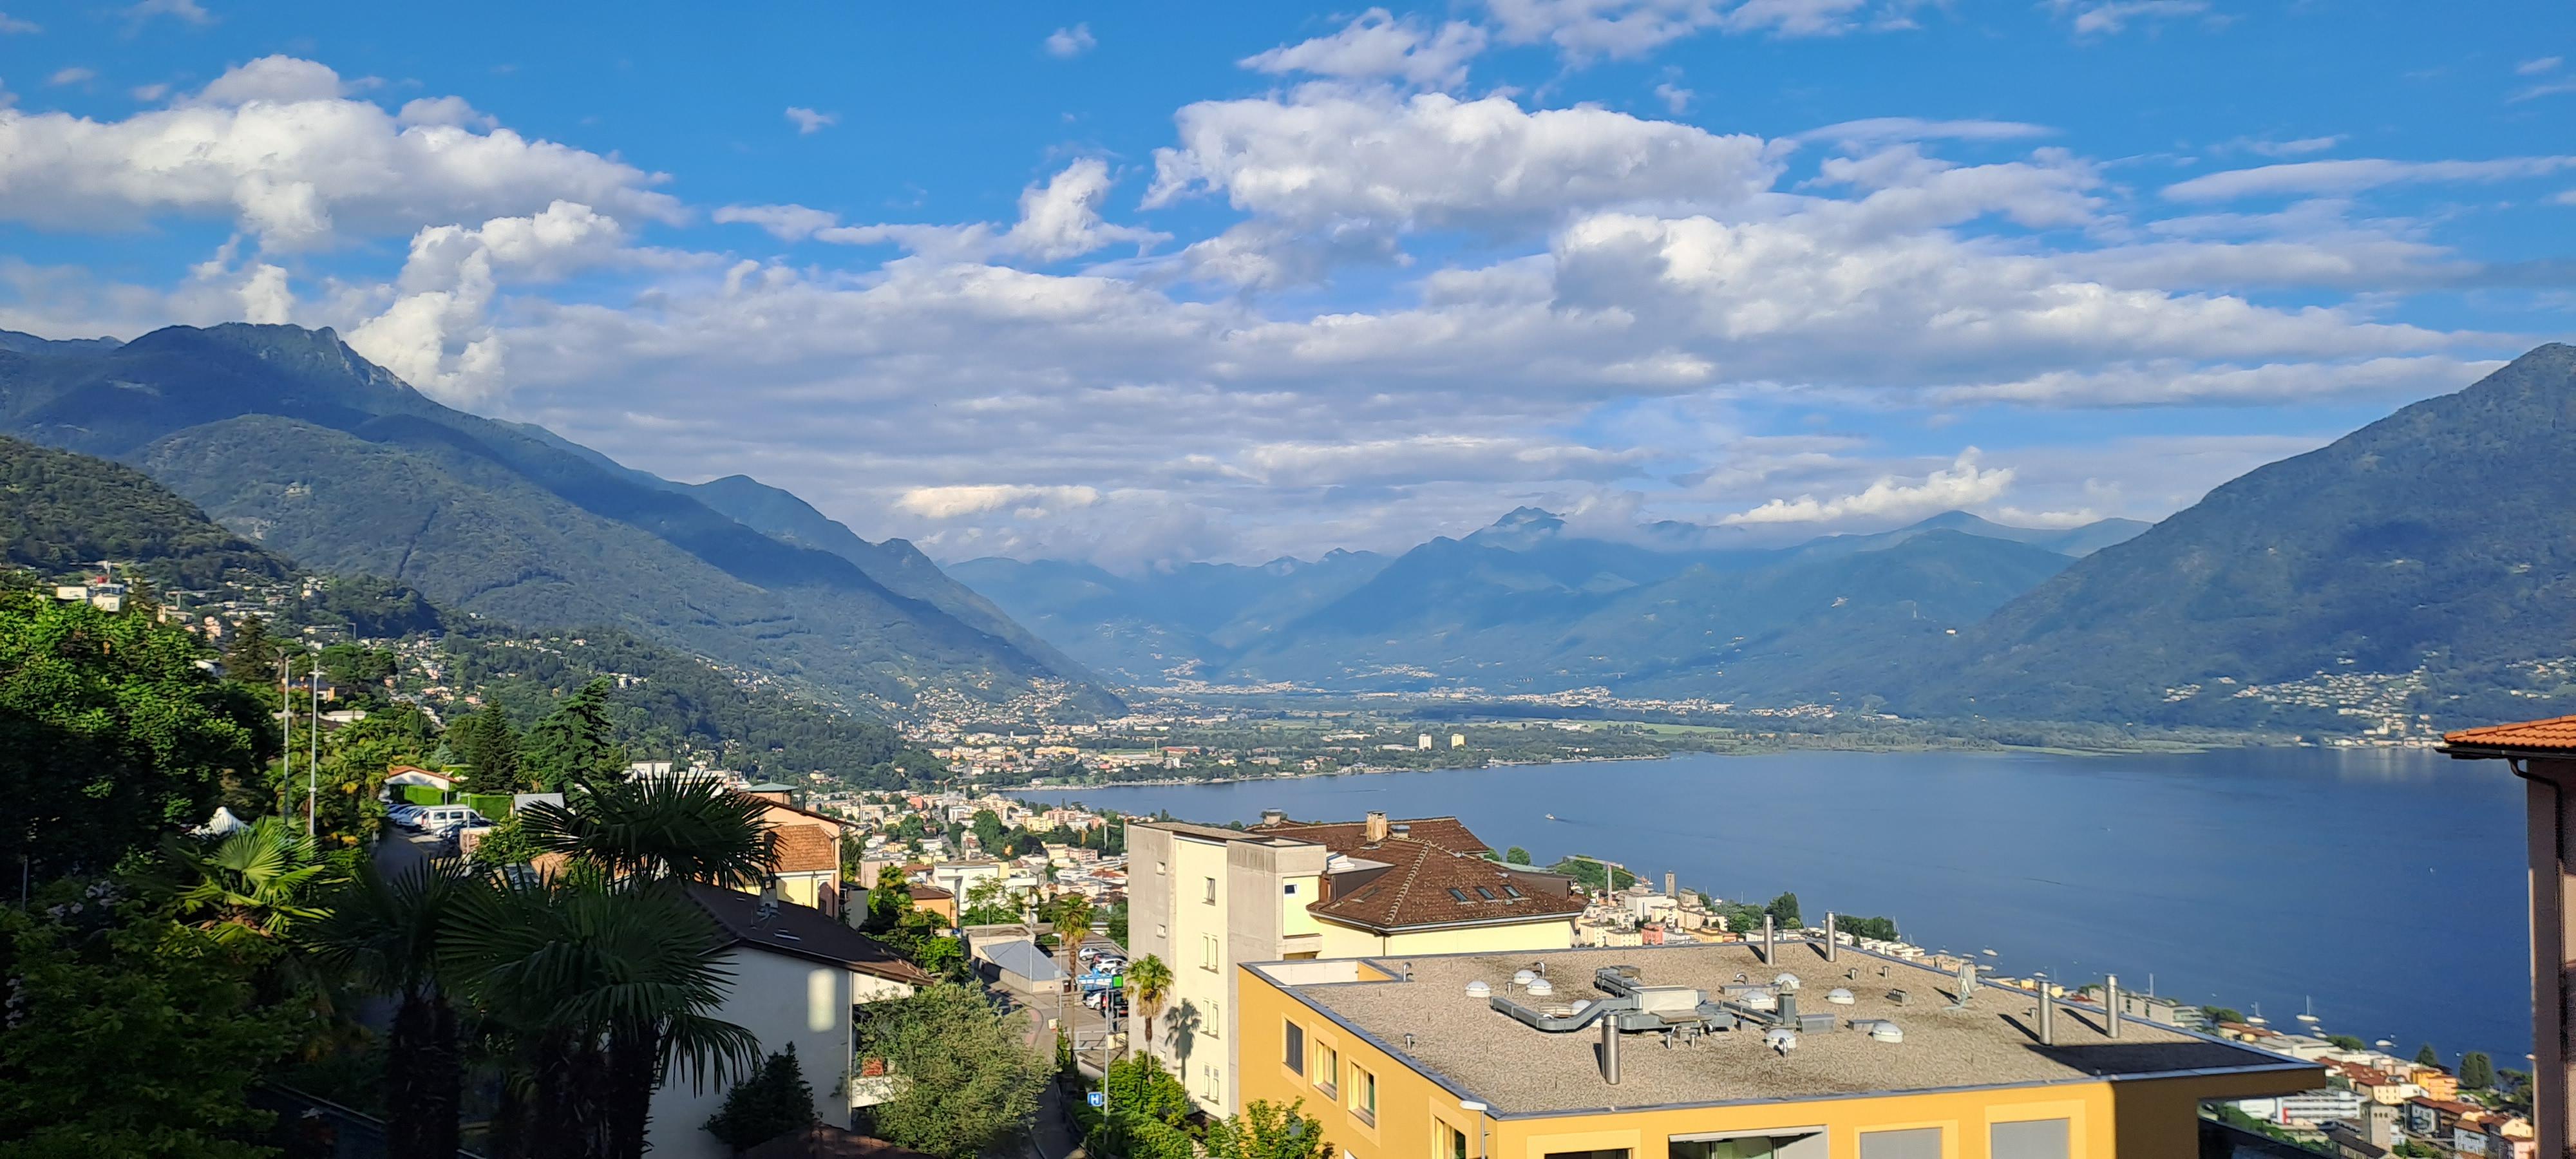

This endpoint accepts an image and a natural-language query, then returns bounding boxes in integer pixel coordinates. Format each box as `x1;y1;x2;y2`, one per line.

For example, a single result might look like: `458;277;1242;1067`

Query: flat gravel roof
1270;943;2305;1116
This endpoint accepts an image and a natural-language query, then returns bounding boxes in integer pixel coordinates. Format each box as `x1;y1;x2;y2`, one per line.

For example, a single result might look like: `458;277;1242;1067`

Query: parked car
408;805;491;834
388;805;430;831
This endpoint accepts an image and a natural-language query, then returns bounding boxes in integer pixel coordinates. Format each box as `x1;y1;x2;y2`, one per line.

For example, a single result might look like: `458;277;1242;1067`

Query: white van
408;805;491;834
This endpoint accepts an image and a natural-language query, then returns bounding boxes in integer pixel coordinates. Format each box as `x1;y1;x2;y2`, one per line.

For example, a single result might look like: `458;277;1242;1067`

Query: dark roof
743;1125;935;1159
686;885;931;985
907;883;953;900
1251;815;1490;856
2445;715;2576;753
1306;838;1584;934
982;939;1066;982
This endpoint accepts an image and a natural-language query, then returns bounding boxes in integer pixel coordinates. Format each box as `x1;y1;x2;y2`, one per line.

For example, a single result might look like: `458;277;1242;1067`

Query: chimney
1824;911;1837;962
2105;975;2123;1039
1762;912;1775;965
1364;811;1388;843
1259;809;1286;826
2037;979;2055;1045
1600;1015;1620;1084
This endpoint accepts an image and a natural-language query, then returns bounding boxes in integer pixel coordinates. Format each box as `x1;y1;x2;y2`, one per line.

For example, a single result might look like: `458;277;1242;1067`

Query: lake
1017;746;2534;1066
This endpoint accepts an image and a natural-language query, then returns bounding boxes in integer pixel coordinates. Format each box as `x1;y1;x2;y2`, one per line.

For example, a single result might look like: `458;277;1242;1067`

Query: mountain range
0;324;1115;719
960;346;2576;730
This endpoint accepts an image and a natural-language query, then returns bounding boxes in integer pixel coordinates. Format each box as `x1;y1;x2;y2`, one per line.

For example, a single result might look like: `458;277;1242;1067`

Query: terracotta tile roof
1306;838;1583;934
771;825;840;874
1252;815;1490;856
2446;715;2576;751
907;883;953;901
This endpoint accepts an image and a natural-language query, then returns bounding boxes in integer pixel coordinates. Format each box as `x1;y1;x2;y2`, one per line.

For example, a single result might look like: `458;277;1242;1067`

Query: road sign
1087;1091;1105;1108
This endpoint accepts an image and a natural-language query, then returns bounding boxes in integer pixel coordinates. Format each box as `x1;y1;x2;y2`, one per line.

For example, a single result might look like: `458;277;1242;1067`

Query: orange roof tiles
1305;837;1583;933
2445;715;2576;751
771;825;841;874
1252;815;1490;856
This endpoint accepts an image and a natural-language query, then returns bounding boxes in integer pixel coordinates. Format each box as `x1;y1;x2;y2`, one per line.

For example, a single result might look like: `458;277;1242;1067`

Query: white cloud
1720;449;2012;524
1921;355;2501;406
1485;0;1890;59
2517;56;2562;76
46;67;93;87
2165;156;2576;200
128;0;213;26
2045;0;2209;37
2511;79;2576;103
2219;134;2342;157
897;484;1102;519
784;106;836;135
1044;24;1097;59
1230;435;1651;486
130;82;171;102
1148;90;1777;234
712;203;842;241
0;12;40;33
1653;82;1693;113
1797;117;2053;147
397;95;497;129
816;158;1166;262
0;56;680;249
345;201;635;403
1241;10;1488;88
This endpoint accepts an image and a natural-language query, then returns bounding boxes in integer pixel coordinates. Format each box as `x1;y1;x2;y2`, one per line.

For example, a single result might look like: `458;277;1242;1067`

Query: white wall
646;950;914;1159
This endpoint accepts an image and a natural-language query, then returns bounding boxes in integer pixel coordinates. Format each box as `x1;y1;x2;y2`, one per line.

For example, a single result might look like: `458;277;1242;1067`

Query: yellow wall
1167;834;1236;1112
1236;964;2315;1159
1315;917;1578;960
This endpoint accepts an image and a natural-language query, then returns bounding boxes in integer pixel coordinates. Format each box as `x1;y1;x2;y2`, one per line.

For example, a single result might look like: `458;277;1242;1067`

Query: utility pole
279;661;291;820
307;651;319;838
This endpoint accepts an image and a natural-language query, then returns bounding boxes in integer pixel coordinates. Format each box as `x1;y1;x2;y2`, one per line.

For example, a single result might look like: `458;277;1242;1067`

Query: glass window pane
1857;1128;1940;1159
1991;1119;2069;1159
1285;1022;1303;1073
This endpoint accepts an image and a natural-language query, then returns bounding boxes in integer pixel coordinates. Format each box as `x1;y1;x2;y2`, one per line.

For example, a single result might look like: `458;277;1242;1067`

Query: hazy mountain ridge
0;323;1115;718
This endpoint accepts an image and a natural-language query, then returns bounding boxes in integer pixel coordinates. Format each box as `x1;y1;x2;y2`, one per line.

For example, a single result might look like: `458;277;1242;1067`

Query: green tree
1765;891;1803;929
222;614;279;686
468;811;542;869
909;933;965;979
2461;1051;2496;1090
854;983;1046;1159
520;775;777;888
0;592;263;881
1126;954;1174;1053
1504;845;1531;865
864;863;914;933
2416;1043;2440;1068
1105;896;1130;947
448;707;524;793
703;1044;817;1155
1204;1098;1333;1159
970;809;1005;853
1052;893;1095;982
2202;1006;2245;1024
1104;1053;1191;1126
2326;1035;2366;1051
307;859;468;1159
520;677;626;791
0;903;298;1158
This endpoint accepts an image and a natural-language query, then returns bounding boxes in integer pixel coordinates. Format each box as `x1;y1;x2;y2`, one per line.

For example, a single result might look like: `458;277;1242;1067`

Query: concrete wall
645;950;914;1159
1314;916;1578;961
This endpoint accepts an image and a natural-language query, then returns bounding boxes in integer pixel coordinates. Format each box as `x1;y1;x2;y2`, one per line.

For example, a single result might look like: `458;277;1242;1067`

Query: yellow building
1130;813;1580;1116
1238;943;2320;1159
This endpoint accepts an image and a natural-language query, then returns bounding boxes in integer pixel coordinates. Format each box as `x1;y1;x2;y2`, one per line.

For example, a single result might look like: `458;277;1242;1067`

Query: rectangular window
1351;1065;1376;1123
1544;1151;1629;1159
1990;1119;2069;1159
1501;884;1523;898
1204;876;1218;903
1672;1136;1825;1159
1284;1022;1305;1075
1317;1045;1338;1095
1202;935;1218;970
1284;883;1298;895
1857;1128;1941;1159
1442;1122;1469;1159
1157;860;1168;875
1446;887;1470;902
1473;886;1497;901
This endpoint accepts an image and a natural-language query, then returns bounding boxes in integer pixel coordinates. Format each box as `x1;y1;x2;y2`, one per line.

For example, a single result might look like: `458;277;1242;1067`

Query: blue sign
1087;1091;1105;1108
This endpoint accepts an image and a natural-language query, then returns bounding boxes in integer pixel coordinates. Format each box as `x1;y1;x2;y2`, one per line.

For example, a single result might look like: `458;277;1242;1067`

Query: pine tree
2416;1042;2441;1068
520;677;625;791
223;615;278;686
703;1044;815;1154
450;708;524;793
2461;1051;2495;1089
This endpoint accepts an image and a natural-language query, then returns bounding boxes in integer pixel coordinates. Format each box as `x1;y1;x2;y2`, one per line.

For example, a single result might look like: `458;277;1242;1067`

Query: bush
703;1044;816;1154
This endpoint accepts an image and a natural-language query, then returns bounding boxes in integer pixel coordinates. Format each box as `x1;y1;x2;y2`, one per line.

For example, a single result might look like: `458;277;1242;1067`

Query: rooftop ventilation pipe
1600;1014;1620;1084
2106;975;2123;1039
1824;911;1837;962
2036;978;2055;1046
1762;914;1775;965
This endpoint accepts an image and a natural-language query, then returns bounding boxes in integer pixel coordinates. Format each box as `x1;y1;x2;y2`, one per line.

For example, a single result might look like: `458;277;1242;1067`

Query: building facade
2444;716;2576;1159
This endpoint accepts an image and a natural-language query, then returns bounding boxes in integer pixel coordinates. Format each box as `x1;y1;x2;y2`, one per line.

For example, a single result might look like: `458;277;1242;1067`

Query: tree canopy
854;983;1046;1159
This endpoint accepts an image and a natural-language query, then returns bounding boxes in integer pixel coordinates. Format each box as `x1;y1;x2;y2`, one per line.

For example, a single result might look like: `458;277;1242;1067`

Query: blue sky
3;1;2571;566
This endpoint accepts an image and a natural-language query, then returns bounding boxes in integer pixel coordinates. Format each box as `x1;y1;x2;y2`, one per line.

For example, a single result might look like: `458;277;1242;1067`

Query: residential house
2443;715;2576;1156
647;887;930;1159
737;786;856;919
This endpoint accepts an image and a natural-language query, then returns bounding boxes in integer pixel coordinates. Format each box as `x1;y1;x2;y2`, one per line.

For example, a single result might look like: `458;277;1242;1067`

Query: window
1284;1022;1305;1075
1473;886;1497;901
1671;1134;1824;1159
1501;885;1523;898
1157;860;1168;875
1857;1128;1941;1159
1202;935;1218;970
1544;1151;1629;1159
1284;883;1299;895
1990;1119;2069;1159
1446;888;1471;902
1204;876;1218;903
1350;1065;1376;1124
1317;1045;1338;1095
1441;1121;1469;1159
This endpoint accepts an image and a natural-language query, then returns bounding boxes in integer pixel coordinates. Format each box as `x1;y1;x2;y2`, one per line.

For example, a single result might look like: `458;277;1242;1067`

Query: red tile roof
771;825;841;874
1306;837;1583;934
1252;815;1490;856
2446;715;2576;752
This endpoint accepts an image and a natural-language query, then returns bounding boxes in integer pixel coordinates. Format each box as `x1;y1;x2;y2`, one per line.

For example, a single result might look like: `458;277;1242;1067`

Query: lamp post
1458;1100;1491;1159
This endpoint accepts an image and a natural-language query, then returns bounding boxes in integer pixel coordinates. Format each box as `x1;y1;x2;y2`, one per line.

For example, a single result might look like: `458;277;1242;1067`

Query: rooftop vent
1826;988;1855;1006
1390;822;1412;836
1466;980;1492;998
1738;987;1778;1012
1525;978;1554;997
1774;973;1801;992
1858;1019;1905;1042
1765;1027;1799;1054
1512;969;1537;987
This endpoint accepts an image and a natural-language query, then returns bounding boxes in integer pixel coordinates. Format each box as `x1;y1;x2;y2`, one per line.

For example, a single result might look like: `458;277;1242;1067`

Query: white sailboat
2246;1002;2268;1026
2295;996;2320;1025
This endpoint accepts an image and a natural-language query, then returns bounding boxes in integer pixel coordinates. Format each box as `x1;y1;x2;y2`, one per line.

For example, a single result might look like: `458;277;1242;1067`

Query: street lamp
1457;1100;1490;1159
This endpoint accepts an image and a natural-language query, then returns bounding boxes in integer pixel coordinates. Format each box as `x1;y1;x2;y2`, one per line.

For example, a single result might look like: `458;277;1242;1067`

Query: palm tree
520;775;777;887
1052;894;1095;980
306;858;467;1159
161;815;341;945
1125;954;1173;1054
443;869;761;1159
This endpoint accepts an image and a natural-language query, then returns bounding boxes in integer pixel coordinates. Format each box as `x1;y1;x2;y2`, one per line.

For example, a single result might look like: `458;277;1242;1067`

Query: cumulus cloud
896;484;1102;519
1921;355;2501;406
784;106;835;135
1044;24;1097;58
712;202;842;241
128;0;213;26
1241;10;1488;88
2166;156;2576;201
1484;0;1893;59
797;159;1166;263
0;56;679;250
1720;449;2012;524
345;200;634;403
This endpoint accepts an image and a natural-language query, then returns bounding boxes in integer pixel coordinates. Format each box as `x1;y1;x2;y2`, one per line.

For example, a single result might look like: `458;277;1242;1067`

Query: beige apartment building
1128;811;1581;1115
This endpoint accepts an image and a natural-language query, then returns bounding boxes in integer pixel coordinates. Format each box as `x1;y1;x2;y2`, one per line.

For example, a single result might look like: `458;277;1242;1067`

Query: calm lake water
1018;746;2533;1064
